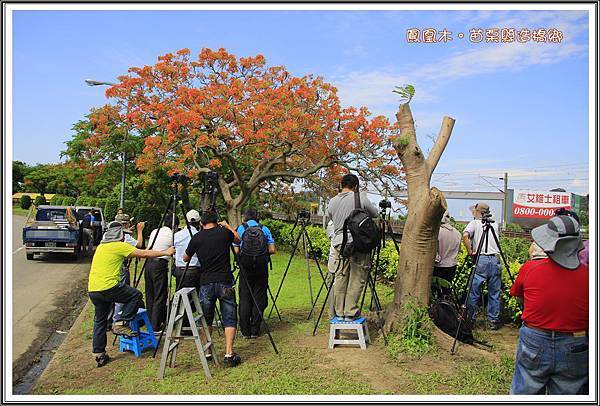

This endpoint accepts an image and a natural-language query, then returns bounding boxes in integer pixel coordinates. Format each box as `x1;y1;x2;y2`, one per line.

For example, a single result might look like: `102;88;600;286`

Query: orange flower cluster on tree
87;47;402;224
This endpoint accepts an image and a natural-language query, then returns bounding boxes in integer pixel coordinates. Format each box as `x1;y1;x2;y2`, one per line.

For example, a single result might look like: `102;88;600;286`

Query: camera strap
354;191;361;209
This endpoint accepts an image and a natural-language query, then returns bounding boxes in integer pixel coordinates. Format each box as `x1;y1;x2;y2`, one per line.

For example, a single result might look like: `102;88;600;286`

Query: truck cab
22;205;81;260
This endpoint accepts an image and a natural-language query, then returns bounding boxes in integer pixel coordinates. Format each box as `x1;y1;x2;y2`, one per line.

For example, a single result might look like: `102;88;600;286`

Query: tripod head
480;212;495;225
200;171;220;212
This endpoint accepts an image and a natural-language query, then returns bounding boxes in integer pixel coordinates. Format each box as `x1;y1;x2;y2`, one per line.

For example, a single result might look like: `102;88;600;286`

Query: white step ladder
157;287;218;379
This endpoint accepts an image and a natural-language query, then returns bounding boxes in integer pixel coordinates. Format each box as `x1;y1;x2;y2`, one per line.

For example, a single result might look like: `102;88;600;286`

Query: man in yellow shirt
88;221;175;367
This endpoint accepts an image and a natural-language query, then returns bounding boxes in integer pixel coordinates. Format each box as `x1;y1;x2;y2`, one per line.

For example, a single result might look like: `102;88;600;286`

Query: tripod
450;216;515;355
267;212;326;325
151;175;204;357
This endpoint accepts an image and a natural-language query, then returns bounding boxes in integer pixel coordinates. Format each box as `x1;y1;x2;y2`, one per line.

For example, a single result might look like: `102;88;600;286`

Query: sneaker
250;335;259;339
223;352;241;367
94;352;110;368
112;322;138;337
204;352;213;361
153;330;163;337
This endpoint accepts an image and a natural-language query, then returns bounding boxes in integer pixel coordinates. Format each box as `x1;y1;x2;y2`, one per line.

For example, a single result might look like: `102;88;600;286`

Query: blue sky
12;8;591;203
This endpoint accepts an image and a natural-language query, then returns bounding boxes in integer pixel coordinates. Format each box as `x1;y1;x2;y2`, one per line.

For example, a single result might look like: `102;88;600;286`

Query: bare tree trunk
384;104;455;332
226;204;242;228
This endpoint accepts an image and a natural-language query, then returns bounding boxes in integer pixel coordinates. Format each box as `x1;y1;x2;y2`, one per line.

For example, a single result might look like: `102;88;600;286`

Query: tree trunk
384;103;455;332
226;204;243;228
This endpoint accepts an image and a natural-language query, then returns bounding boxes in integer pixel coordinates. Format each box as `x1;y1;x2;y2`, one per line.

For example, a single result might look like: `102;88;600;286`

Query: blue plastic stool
119;308;158;357
328;316;370;349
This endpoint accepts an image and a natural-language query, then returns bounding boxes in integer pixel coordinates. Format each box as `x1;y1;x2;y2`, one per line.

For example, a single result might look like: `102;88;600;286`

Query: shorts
198;282;238;328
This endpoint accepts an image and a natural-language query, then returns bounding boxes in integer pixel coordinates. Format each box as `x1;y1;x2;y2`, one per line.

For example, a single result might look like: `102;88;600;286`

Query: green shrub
62;196;76;206
20;195;32;210
387;301;436;359
34;195;47;206
49;195;64;205
505;223;523;232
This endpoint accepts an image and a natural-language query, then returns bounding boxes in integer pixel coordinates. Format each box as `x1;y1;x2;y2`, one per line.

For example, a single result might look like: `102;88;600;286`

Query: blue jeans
467;255;501;323
511;325;588;394
199;282;238;328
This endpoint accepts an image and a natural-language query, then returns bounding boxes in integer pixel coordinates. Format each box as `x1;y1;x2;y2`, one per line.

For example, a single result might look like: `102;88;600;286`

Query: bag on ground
428;297;475;344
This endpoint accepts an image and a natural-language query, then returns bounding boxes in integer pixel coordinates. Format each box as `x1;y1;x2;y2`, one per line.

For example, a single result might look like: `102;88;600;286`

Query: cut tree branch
426;116;455;180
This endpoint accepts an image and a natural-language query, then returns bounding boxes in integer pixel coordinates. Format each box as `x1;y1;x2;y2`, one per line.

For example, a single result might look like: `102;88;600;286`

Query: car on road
22;205;81;260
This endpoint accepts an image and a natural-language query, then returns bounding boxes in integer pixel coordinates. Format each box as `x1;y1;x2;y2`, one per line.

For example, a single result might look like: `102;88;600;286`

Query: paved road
12;215;91;366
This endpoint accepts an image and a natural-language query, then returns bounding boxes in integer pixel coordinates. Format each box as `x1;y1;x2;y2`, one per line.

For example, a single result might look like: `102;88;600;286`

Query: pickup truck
22;205;81;260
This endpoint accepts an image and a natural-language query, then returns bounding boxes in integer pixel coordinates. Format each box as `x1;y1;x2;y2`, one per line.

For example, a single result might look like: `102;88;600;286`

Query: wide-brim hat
101;221;131;243
469;202;490;216
531;215;584;269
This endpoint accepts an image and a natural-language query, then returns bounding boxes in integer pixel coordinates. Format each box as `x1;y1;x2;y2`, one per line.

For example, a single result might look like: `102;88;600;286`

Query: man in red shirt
509;215;588;395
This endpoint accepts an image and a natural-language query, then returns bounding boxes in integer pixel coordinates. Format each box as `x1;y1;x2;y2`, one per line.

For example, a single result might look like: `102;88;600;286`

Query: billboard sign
512;190;571;219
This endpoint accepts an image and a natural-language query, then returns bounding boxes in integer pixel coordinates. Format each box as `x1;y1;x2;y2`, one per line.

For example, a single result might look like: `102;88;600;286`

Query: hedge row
261;218;530;323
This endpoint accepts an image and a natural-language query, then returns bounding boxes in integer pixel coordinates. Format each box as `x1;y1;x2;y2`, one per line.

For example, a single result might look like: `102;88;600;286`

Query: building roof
12;193;56;200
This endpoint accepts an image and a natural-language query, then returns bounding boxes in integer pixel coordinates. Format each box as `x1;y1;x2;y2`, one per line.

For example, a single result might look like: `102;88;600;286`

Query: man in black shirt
183;211;242;367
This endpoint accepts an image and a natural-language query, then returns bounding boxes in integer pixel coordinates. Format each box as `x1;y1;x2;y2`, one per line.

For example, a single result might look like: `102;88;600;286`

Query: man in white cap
432;211;461;297
462;202;503;329
173;210;201;289
509;215;588;395
172;209;202;335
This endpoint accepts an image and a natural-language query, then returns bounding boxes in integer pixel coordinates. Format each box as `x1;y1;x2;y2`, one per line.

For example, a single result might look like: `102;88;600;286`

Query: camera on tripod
480;212;495;224
379;199;392;210
297;208;310;221
203;171;219;192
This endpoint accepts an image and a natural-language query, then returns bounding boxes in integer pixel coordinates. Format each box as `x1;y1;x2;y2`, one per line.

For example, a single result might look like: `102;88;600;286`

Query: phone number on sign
513;206;557;217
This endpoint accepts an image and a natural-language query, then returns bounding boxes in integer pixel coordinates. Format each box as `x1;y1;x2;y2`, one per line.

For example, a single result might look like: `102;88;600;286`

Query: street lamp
85;78;126;209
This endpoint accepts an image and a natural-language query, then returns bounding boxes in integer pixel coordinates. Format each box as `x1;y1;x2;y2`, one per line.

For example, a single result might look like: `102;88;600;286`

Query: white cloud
331;10;588;114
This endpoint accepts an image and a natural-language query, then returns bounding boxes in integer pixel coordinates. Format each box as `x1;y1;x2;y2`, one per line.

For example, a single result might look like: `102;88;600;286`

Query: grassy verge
34;250;516;395
13;206;31;216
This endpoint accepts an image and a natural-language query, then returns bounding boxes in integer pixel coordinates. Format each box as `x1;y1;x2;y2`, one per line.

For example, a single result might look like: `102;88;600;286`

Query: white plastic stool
328;316;370;350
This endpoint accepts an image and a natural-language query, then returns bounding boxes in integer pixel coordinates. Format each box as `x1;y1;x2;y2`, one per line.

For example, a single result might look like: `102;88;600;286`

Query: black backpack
240;222;268;258
428;298;474;344
340;192;380;257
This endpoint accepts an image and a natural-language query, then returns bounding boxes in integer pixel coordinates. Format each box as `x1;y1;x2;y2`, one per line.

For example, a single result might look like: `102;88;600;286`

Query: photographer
327;174;378;321
183;211;242;367
145;214;179;334
432;211;461;298
462;202;502;330
233;208;276;339
509;215;588;394
109;211;144;329
88;221;174;367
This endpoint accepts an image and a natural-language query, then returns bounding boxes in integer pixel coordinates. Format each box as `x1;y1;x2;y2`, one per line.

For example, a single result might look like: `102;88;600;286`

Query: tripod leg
307;277;327;320
304;228;326;283
238;266;279;354
134;196;173;289
366;273;388;345
267;228;303;319
267;285;282;322
312;273;336;336
451;226;487;354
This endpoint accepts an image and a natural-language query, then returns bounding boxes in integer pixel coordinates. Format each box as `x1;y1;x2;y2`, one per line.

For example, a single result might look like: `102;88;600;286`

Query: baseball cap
186;209;200;223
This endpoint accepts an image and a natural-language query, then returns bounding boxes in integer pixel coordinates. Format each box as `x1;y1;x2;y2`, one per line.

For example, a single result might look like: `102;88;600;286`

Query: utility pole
500;172;508;229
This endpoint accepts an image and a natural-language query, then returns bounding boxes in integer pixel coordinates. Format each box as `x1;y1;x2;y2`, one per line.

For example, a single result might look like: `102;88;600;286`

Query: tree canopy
79;47;402;223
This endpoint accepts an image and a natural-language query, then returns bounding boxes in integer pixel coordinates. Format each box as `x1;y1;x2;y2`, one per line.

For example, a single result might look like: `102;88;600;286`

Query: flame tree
81;48;401;225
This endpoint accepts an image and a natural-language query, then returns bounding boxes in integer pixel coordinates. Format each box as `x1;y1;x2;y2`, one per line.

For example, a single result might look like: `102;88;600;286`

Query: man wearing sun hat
88;221;175;368
462;202;503;330
509;215;588;395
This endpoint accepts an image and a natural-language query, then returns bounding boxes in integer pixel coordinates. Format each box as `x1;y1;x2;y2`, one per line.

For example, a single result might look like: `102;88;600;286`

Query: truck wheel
26;253;34;260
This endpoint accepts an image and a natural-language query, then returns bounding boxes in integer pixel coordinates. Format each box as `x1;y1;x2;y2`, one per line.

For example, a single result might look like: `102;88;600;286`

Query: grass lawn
34;251;518;395
13;206;31;216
